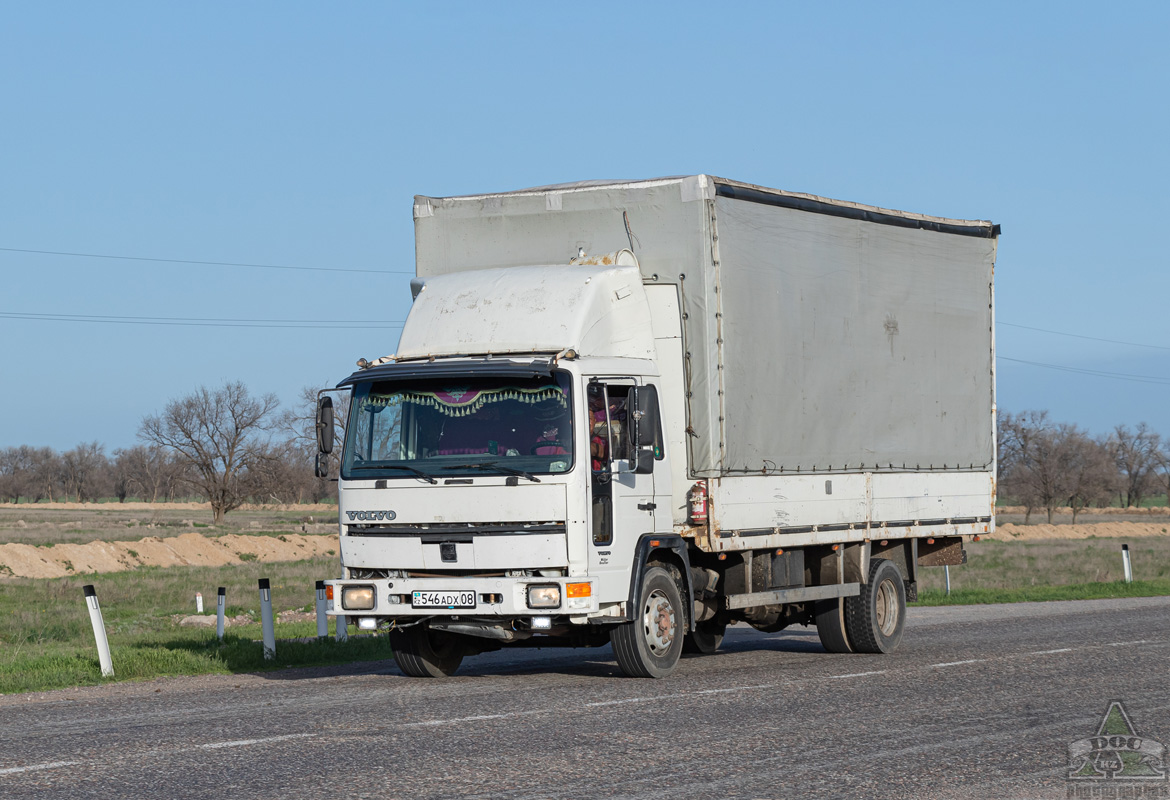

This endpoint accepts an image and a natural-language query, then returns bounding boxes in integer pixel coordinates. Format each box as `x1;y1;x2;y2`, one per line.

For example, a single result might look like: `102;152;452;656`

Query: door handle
637;503;657;511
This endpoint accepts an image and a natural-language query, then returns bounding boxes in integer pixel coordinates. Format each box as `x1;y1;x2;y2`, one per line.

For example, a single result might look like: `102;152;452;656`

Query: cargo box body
414;176;997;538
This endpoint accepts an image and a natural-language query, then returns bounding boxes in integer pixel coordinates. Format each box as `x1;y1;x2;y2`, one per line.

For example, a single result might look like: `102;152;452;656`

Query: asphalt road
2;596;1168;800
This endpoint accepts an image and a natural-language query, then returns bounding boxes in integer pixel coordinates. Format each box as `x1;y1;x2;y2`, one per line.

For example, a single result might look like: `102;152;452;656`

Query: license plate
412;590;476;609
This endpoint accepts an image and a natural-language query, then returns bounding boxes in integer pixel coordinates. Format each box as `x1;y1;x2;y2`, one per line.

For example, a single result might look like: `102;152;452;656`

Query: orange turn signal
325;585;334;600
566;582;592;598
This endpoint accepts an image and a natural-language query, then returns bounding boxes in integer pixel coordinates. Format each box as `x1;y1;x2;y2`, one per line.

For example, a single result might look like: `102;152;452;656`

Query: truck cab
324;257;693;677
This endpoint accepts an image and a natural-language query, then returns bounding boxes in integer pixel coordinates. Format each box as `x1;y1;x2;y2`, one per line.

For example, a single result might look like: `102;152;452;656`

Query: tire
390;625;466;678
683;621;726;655
844;558;907;654
610;566;685;678
815;597;853;653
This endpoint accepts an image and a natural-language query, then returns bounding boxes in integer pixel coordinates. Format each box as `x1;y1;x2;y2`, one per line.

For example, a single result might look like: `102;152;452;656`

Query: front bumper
324;576;599;618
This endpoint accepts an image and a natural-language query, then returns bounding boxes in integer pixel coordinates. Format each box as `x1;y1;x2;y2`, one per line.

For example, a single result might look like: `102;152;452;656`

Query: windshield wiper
350;464;437;484
442;462;541;483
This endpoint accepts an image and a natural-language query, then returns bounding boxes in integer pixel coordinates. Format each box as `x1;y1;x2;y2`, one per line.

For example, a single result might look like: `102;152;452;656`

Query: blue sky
2;2;1168;451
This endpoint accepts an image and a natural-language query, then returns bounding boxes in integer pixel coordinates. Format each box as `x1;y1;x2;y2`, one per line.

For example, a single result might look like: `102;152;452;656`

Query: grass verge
912;578;1170;606
4;536;1170;694
2;633;393;695
0;555;398;695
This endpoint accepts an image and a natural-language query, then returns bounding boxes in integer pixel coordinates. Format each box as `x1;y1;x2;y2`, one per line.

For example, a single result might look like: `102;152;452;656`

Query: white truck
317;175;999;678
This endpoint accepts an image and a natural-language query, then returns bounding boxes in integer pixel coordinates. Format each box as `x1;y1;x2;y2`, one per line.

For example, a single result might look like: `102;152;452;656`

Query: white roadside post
196;591;204;614
82;584;114;678
259;578;276;660
315;581;328;640
1122;544;1133;583
216;587;226;641
335;610;348;643
944;565;952;596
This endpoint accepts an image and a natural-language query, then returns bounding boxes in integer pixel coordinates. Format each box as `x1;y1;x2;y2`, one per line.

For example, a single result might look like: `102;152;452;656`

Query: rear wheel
815;597;853;653
845;558;907;654
390;624;467;677
611;566;684;678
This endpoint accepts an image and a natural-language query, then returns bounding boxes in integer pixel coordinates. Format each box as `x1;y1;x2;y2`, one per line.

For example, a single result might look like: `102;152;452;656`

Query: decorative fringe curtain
363;386;567;418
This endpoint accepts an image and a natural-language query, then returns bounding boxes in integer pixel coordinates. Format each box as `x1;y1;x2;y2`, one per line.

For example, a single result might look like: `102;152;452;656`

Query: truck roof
415;175;998;239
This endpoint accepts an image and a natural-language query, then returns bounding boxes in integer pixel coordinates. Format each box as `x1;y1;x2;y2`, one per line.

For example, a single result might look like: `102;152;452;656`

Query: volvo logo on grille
346;510;397;522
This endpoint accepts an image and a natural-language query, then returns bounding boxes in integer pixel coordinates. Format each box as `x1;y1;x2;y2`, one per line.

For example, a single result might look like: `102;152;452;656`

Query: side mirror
628;385;660;475
316;396;334;454
314;452;329;479
629;385;660;448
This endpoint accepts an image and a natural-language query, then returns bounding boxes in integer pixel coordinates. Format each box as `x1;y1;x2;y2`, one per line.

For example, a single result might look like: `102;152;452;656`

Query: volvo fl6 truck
317;176;998;678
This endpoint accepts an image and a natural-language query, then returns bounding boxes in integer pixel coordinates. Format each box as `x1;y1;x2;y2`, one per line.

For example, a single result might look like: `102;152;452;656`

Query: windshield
341;372;574;480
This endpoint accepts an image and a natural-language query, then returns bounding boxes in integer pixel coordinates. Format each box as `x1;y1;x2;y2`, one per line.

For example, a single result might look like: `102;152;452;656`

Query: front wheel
390;624;467;677
610;566;685;678
845;558;907;654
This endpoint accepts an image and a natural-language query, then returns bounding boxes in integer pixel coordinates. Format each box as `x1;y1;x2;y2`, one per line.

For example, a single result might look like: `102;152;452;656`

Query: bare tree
29;447;61;502
1063;430;1116;523
114;444;183;503
243;439;315;504
280;385;349;501
998;410;1090;524
61;441;110;502
0;447;31;503
1152;439;1170;508
996;411;1053;523
139;382;280;522
1112;423;1160;507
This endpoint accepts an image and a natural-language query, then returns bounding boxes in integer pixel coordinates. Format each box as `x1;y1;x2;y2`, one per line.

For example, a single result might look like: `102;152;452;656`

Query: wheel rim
642;588;677;654
875;578;900;636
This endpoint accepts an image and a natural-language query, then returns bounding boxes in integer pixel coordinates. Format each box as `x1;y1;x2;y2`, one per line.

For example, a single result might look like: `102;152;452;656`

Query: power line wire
998;356;1170;386
3;311;404;324
997;321;1170;352
0;311;404;330
3;312;1167;385
0;246;413;276
5;246;1164;350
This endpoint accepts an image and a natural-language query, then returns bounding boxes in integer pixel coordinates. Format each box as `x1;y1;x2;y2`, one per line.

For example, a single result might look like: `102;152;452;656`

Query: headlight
341;586;375;610
527;584;561;609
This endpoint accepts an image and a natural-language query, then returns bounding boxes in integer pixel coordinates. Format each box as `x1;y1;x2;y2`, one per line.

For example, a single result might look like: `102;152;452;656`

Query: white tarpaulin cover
413;176;997;477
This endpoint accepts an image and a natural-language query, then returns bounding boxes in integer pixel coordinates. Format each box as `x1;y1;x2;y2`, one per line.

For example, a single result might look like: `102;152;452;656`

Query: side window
607;387;630;462
587;382;632;468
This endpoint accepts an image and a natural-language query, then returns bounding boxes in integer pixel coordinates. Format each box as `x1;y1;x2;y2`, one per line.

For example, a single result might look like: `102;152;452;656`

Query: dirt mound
997;506;1170;516
8;502;337;512
992;521;1170;541
0;532;335;579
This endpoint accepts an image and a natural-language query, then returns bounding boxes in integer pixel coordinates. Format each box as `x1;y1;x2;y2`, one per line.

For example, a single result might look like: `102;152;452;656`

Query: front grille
346;522;565;537
349;567;393;579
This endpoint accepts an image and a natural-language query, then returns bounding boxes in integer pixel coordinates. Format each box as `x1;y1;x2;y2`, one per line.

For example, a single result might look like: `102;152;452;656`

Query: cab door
586;380;668;598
